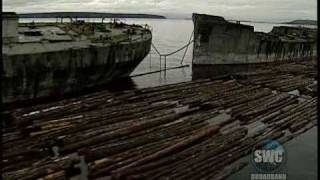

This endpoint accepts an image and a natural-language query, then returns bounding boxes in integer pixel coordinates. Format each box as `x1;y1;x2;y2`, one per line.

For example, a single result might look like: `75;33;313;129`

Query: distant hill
18;12;166;19
285;20;317;25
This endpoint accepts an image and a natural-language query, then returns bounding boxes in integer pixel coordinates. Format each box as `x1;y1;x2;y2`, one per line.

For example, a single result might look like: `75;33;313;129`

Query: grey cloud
3;0;317;22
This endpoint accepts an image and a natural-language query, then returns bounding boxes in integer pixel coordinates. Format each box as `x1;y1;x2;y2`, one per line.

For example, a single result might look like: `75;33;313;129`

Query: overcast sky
3;0;317;22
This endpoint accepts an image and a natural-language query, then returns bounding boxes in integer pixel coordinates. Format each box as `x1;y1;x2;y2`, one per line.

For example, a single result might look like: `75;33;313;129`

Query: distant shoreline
18;12;166;19
227;19;317;26
284;20;317;26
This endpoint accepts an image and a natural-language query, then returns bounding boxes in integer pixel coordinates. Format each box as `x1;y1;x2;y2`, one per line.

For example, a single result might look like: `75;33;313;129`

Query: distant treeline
18;12;166;19
285;20;317;26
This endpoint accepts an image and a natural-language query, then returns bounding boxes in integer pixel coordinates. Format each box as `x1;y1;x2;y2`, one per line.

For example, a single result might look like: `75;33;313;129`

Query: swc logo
254;150;284;163
251;140;286;173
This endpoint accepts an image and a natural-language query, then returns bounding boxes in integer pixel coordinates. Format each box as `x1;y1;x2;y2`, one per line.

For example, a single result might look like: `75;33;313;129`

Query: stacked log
2;156;80;180
2;72;317;180
237;60;317;95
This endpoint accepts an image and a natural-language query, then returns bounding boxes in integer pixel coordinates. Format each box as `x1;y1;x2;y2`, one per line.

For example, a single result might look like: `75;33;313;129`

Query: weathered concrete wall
2;12;19;43
192;13;317;78
2;37;151;104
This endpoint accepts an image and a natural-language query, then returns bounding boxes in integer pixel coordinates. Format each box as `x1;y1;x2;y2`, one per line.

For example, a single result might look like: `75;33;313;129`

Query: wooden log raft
2;73;317;180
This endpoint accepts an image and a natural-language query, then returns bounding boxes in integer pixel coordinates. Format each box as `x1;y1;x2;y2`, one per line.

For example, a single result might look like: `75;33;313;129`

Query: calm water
20;18;317;179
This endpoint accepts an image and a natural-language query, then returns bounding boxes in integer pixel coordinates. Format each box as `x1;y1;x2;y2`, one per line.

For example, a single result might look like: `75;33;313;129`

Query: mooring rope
151;33;194;57
180;30;194;64
163;40;194;57
151;43;162;56
150;29;194;72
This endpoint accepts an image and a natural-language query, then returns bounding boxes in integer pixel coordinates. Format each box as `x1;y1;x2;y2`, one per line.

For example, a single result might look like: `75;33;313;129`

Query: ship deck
3;22;152;55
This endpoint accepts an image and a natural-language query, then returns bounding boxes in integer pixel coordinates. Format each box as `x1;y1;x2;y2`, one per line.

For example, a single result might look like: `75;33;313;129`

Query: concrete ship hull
2;40;151;104
192;13;317;79
2;13;152;104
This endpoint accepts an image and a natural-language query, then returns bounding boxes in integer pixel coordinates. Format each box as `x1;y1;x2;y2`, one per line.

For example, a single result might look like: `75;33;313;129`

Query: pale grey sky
2;0;317;22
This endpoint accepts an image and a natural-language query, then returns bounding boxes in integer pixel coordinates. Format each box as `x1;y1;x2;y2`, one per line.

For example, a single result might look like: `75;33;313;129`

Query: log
111;124;221;179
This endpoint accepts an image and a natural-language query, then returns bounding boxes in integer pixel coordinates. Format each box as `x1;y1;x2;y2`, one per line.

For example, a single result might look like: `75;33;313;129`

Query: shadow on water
3;78;137;111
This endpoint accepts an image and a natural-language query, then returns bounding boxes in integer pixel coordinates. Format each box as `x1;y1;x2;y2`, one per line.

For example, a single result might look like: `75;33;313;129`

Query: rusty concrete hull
2;37;151;104
192;13;317;79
